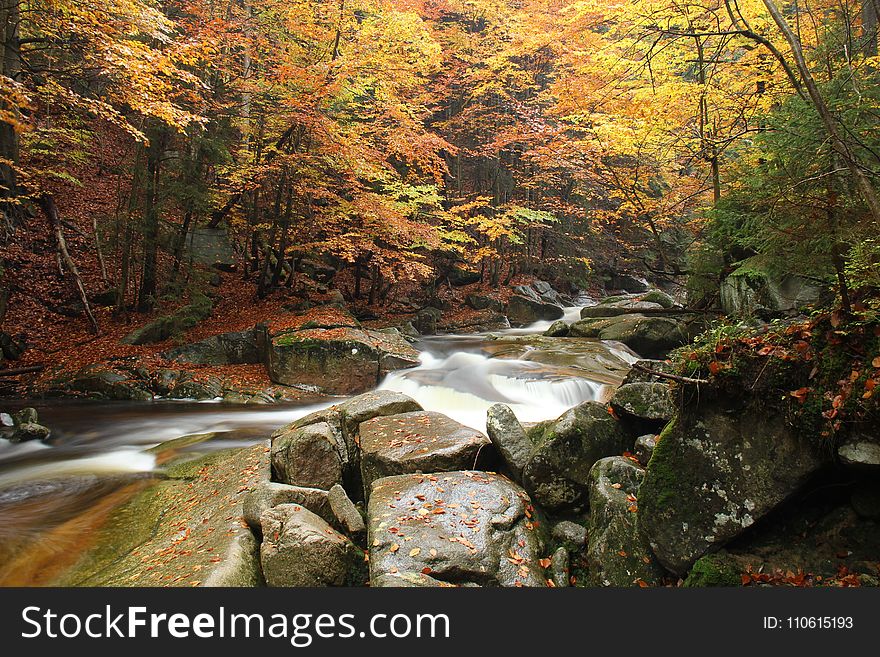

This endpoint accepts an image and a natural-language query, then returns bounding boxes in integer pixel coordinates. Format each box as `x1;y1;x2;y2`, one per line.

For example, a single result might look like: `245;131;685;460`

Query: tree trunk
137;127;166;312
39;194;100;334
0;0;21;214
762;0;880;222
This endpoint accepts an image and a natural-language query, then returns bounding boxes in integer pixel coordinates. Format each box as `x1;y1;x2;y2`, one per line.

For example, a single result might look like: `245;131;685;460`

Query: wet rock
550;547;570;587
639;407;828;576
551;520;588;549
607;274;649;294
329;483;366;544
368;471;546;587
486;403;532;480
838;433;880;469
243;482;333;531
543;320;570;337
7;422;51;443
168;377;223;400
522;401;632;510
507;295;564;327
271;421;345;490
359;411;490;498
162;326;264;365
570;314;697;358
634;434;657;467
260;504;365;587
610;382;675;431
49;366;154;401
587;457;664;587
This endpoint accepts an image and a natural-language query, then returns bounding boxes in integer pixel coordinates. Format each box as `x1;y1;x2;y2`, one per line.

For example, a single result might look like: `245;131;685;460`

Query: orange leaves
790;387;810;404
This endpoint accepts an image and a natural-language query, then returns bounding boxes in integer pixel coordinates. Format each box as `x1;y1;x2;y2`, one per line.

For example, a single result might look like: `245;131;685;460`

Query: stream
0;307;640;577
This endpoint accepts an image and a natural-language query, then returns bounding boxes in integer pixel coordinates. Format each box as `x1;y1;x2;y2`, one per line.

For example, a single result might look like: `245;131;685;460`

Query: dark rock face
486;403;532;479
543;320;570;337
359;411;490;498
163;326;264;365
260;504;365;587
368;471;546;587
521;401;633;511
446;265;482;287
608;274;650;293
633;434;657;467
266;327;419;394
122;293;212;345
587;457;664;587
466;294;503;312
639;405;828;576
506;295;564;326
414;307;442;335
271;421;346;490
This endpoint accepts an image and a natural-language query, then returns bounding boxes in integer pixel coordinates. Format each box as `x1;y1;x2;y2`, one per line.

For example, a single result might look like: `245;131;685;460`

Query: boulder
296;259;337;283
7;422;50;443
329;483;366;543
610;382;675;432
168;377;223;400
122;293;212;345
639;406;828;576
507;295;564;326
446;265;481;287
549;546;570;587
587;457;664;587
162;326;264;365
551;520;587;549
641;290;676;308
543;320;570;337
415;307;442;335
521;401;633;510
260;504;365;587
608;274;649;293
580;300;664;318
838;433;880;469
622;359;674;384
721;271;830;317
466;294;503;312
271;421;345;490
368;471;546;587
338;390;424;451
242;482;333;531
512;285;541;302
359;411;491;498
266;327;419;394
633;434;657;467
49;366;154;401
569;314;695;358
486;404;532;480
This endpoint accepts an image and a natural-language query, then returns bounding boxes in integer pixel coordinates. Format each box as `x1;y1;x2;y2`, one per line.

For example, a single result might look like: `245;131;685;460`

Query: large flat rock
359;411;490;497
368;471;546;587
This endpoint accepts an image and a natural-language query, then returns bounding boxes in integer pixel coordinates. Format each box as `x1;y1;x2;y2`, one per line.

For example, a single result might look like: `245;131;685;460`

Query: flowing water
0;308;639;577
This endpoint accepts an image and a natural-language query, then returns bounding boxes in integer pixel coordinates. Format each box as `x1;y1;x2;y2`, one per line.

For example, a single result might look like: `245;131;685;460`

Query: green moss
683;552;741;587
640;418;685;513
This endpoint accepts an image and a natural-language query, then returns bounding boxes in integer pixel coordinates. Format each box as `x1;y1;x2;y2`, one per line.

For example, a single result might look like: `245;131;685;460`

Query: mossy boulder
587;457;664;587
162;325;264;365
521;401;633;511
486;403;533;480
683;551;742;587
610;382;675;432
570;314;697;358
543;320;570;337
641;290;676;308
639;403;829;576
122;293;213;345
580;300;664;318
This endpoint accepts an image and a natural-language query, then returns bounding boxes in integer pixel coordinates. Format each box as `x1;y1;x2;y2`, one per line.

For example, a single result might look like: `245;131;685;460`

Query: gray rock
202;530;262;587
522;401;632;510
415;307;442;335
634;434;657;467
610;382;675;424
0;412;13;427
260;504;365;587
329;483;366;543
338;391;423;450
368;471;546;587
271;421;345;489
639;406;828;576
8;422;51;443
608;274;649;293
15;407;39;425
551;520;587;548
570;314;698;358
507;295;564;327
543;320;570;337
641;290;676;308
550;547;570;588
162;326;263;365
838;434;880;469
587;457;664;587
466;294;503;312
486;403;532;479
580;300;664;318
242;482;333;530
168;378;223;400
512;285;541;302
359;411;490;498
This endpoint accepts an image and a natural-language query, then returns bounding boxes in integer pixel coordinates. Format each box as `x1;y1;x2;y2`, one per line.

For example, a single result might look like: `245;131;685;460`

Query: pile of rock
0;407;51;443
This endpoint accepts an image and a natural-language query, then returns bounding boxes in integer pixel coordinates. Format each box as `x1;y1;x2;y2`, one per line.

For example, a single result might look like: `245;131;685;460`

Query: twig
0;365;44;376
632;363;708;385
